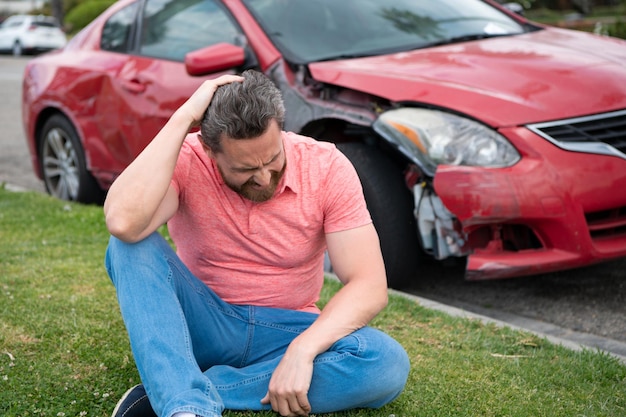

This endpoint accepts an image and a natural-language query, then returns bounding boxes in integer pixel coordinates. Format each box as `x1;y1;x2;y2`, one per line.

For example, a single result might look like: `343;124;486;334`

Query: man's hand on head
180;74;244;129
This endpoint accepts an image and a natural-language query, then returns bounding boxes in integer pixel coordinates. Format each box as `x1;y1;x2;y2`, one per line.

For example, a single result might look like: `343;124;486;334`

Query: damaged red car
22;0;626;287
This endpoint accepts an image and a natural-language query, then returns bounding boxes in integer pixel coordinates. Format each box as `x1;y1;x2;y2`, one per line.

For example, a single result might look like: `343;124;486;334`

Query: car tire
12;41;22;56
337;142;422;288
39;114;104;204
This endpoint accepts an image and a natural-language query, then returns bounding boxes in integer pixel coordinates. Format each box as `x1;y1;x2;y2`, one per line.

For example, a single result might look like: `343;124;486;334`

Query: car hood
308;28;626;127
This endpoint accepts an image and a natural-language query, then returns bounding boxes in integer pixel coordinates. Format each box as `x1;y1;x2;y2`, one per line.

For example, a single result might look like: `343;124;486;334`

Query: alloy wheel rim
42;127;80;201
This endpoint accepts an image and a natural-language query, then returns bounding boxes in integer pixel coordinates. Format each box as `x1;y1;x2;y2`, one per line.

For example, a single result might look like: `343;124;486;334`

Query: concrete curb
2;183;32;192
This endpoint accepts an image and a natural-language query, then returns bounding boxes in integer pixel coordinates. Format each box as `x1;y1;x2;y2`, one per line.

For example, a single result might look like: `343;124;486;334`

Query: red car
22;0;626;287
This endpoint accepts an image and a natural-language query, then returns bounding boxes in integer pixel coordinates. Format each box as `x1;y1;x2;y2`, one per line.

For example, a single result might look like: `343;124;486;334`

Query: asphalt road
0;55;45;193
2;55;625;359
405;258;626;349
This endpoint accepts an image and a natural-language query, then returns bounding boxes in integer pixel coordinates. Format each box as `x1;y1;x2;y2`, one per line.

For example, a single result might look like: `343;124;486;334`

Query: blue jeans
105;232;410;417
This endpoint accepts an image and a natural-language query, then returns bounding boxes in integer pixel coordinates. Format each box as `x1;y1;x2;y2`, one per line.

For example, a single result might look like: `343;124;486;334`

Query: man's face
210;120;286;202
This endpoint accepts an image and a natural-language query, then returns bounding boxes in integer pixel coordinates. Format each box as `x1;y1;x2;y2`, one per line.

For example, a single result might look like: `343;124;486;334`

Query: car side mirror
185;43;246;76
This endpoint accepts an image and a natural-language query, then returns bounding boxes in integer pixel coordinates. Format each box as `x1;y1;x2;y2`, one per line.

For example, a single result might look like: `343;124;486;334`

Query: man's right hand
180;74;244;129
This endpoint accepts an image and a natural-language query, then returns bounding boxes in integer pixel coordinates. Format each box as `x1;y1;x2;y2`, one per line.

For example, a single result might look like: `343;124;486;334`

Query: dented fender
432;155;597;279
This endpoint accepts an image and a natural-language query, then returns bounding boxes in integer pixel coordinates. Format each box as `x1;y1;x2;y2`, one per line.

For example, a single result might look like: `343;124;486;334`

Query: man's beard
221;163;286;202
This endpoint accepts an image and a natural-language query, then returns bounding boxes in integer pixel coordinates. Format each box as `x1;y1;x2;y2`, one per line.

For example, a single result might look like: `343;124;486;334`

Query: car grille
527;109;626;159
585;205;626;240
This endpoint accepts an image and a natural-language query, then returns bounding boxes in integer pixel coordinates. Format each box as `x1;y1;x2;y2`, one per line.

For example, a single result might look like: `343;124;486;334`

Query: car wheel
337;142;422;288
39;114;104;204
12;41;22;56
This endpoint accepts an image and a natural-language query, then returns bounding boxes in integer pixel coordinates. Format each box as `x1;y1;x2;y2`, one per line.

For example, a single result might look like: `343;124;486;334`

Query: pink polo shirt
168;131;371;313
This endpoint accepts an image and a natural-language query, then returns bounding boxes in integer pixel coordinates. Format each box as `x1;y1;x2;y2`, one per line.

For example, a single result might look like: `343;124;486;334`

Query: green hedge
608;19;626;38
64;0;116;34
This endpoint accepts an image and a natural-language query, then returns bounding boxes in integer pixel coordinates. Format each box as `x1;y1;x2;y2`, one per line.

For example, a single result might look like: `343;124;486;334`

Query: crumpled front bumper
433;126;626;280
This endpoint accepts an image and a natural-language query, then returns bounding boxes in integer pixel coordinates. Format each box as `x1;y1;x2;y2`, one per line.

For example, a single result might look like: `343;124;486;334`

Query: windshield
242;0;528;63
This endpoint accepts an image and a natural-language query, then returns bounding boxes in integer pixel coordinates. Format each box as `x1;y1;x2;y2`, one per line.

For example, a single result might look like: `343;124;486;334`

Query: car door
94;0;248;174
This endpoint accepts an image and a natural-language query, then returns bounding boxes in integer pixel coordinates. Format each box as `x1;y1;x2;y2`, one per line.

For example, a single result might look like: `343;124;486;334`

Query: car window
101;2;140;53
139;0;241;62
5;19;24;29
243;0;527;63
32;21;59;28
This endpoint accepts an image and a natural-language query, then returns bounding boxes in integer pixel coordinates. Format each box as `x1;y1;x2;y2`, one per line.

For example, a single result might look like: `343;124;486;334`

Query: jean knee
104;236;123;281
385;337;411;392
104;233;169;284
362;328;410;398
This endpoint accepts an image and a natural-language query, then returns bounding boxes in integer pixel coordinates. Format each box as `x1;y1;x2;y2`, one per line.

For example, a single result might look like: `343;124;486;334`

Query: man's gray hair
200;70;285;153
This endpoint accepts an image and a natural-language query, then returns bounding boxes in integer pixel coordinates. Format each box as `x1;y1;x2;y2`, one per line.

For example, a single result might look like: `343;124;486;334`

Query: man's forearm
263;277;387;415
104;75;244;242
304;223;389;356
103;110;192;241
290;276;388;358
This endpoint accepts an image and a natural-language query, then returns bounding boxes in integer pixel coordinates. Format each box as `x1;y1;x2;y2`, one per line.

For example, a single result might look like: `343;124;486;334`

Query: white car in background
0;14;66;56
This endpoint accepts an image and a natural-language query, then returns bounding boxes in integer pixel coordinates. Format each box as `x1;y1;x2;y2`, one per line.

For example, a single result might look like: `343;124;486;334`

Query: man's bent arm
302;223;388;347
262;223;388;415
104;75;243;242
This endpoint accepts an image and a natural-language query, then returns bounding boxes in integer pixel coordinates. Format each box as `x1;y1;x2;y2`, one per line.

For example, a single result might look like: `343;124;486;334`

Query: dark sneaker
111;384;157;417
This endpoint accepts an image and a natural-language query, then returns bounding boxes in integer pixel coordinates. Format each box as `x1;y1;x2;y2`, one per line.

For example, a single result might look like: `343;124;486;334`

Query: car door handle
120;78;147;94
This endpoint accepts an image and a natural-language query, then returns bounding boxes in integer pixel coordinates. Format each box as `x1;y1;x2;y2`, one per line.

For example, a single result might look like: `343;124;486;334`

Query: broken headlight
373;108;520;176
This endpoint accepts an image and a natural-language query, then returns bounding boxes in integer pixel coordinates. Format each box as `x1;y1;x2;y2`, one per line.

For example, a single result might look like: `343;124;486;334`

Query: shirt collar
276;131;299;195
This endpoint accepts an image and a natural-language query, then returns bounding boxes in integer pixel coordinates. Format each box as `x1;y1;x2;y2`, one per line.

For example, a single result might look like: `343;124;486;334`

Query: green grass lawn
1;187;625;417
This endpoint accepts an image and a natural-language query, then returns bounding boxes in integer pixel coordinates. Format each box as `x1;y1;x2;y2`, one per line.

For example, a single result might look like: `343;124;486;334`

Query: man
104;70;409;417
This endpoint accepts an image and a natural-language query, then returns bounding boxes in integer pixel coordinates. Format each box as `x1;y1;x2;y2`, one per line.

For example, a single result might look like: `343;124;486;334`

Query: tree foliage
64;0;116;33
